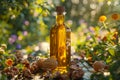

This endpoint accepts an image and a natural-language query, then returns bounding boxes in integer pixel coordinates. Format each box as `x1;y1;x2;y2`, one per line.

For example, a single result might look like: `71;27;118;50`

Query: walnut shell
36;59;45;68
42;57;58;71
71;68;84;79
93;61;105;72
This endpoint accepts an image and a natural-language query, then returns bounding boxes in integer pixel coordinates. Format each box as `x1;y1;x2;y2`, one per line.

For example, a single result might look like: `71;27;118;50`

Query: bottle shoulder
51;25;57;29
50;23;71;31
64;24;71;31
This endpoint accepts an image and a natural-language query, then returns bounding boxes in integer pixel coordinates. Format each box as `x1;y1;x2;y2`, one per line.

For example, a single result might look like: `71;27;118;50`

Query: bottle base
55;66;67;74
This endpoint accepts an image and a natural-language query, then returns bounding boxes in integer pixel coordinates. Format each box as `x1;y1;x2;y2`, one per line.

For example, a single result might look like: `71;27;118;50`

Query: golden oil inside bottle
66;26;71;68
50;6;71;74
50;25;57;57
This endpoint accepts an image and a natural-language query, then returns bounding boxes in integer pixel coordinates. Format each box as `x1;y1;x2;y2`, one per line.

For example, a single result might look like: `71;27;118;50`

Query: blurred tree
0;0;52;49
57;0;120;29
0;0;120;49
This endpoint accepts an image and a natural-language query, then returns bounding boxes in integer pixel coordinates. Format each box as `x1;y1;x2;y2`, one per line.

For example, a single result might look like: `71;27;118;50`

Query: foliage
0;44;85;80
0;0;120;80
0;0;52;49
76;13;120;80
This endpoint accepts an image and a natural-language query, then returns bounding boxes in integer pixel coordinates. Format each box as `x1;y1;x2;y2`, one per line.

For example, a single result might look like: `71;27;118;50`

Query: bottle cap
56;6;65;14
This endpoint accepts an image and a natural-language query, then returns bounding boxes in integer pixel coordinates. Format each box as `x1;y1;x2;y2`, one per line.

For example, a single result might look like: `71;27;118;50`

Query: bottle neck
56;14;64;25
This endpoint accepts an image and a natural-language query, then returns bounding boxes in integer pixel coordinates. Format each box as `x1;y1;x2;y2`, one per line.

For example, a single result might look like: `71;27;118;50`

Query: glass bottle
65;26;71;68
50;25;57;57
50;6;71;73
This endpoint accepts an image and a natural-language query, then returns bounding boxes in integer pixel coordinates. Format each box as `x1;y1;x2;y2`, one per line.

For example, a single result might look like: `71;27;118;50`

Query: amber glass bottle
50;25;57;57
65;26;71;68
50;6;71;73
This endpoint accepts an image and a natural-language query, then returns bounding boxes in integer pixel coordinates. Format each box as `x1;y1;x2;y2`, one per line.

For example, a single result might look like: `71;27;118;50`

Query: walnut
71;68;84;80
30;62;40;74
22;68;33;79
36;59;45;68
41;57;58;71
93;61;105;72
21;59;30;68
3;66;19;78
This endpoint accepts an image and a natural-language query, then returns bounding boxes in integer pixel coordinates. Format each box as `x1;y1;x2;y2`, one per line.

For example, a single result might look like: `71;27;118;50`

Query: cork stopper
56;6;65;15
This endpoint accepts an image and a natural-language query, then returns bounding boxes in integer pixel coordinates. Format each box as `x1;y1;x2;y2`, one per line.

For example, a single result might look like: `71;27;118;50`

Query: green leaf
108;48;115;56
0;74;7;80
106;56;112;63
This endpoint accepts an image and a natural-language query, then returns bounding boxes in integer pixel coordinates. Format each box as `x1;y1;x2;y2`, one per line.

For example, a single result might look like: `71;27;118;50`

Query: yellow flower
0;48;5;54
1;44;7;49
5;59;14;66
111;13;119;20
99;15;107;22
36;0;44;4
